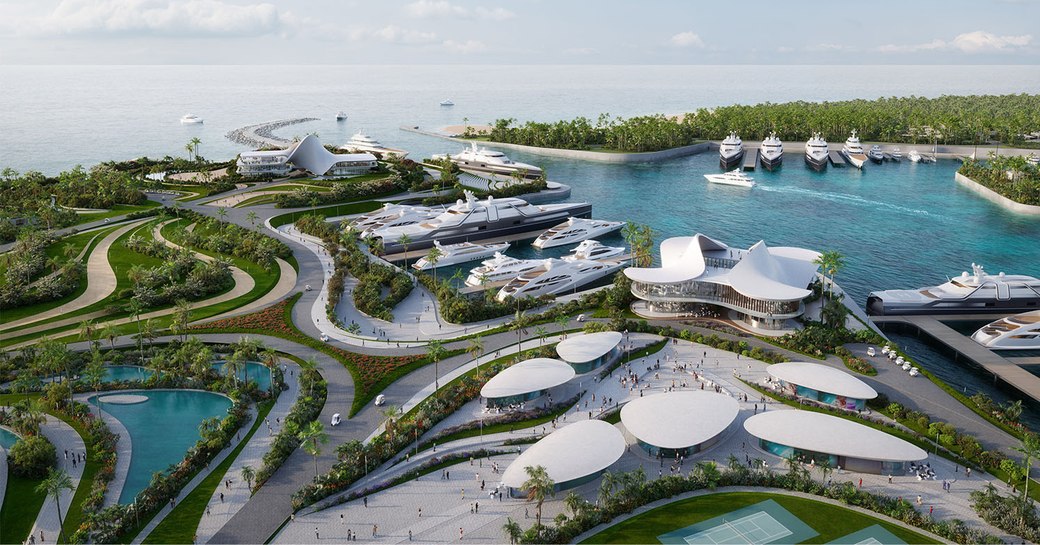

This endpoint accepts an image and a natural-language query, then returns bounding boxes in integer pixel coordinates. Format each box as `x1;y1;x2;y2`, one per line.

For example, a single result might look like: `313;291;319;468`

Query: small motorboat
180;114;203;124
336;111;348;121
331;413;341;426
440;99;455;106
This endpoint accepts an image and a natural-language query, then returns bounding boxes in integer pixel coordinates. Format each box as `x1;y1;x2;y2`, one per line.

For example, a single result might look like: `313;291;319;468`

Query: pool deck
28;416;86;545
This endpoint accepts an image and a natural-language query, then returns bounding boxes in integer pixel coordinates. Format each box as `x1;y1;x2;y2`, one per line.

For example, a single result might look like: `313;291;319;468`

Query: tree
298;357;318;396
813;250;846;301
83;353;107;417
511;309;529;346
535;325;547;346
555;314;570;339
246;211;259;230
37;468;75;544
79;319;98;349
172;299;192;342
426;340;446;389
224;349;247;388
241;465;255;492
694;461;722;490
502;517;522;545
521;465;555;527
1013;432;1040;510
217;207;228;234
185;140;195;162
142;318;158;351
467;335;485;366
100;322;119;350
190;137;202;163
298;420;329;481
398;233;413;270
128;298;145;364
424;245;444;283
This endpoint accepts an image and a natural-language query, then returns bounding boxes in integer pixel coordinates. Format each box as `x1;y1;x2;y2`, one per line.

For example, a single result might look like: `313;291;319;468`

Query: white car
577;314;586;323
375;394;386;406
866;347;876;357
331;413;341;426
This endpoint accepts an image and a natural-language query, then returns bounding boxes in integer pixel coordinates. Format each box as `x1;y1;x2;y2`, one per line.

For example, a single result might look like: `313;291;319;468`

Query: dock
828;151;847;167
872;314;1040;403
742;152;758;171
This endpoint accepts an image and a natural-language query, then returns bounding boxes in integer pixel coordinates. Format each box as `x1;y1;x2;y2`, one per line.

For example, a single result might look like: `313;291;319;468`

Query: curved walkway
28;416;86;545
194;257;297;325
0;219;148;332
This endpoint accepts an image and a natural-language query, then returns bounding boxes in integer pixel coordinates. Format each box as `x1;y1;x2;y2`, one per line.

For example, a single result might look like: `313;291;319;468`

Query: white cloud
39;0;283;37
405;0;514;21
878;31;1032;53
349;25;438;45
442;39;485;53
669;31;704;48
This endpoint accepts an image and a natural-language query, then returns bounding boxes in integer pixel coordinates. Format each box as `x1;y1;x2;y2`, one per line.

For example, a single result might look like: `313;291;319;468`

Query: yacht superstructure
972;311;1040;350
561;240;626;262
349;203;441;237
336;111;348;121
495;258;623;302
412;241;510;271
704;170;756;188
908;149;922;163
719;132;745;169
465;253;545;287
339;131;408;159
804;133;829;171
532;218;625;249
433;142;543;180
889;147;903;161
866;263;1040;316
842;130;867;168
373;191;592;254
759;132;784;171
180;114;203;124
868;145;885;164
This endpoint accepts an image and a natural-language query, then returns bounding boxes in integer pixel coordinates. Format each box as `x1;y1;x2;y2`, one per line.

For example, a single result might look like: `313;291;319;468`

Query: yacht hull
844;152;867;169
760;152;783;171
805;154;828;171
866;294;1040;316
719;150;744;170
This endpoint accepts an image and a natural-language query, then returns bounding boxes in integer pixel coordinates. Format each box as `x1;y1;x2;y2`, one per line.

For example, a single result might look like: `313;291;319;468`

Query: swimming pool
99;365;155;383
0;427;19;450
211;361;273;392
90;390;233;503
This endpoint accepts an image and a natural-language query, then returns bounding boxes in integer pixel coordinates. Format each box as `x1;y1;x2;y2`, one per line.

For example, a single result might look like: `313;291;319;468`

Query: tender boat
412;240;511;271
561;240;626;262
972;310;1040;350
338;130;408;159
180;114;203;124
804;132;829;171
907;149;922;163
433;142;543;180
866;262;1040;316
868;145;885;164
703;169;756;188
496;258;623;302
759;132;784;171
336;111;348;121
465;253;545;287
440;99;455;106
719;132;744;169
889;147;903;161
842;130;867;168
374;191;591;254
532;218;625;249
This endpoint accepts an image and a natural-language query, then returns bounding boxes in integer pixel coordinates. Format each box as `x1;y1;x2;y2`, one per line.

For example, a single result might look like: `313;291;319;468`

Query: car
320;334;329;342
331;413;341;426
305;285;312;291
576;314;586;323
866;347;876;357
374;394;386;406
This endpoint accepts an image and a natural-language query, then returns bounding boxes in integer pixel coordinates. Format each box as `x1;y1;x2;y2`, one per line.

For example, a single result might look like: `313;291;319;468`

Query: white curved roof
480;358;575;399
621;391;739;449
624;234;820;302
501;420;626;488
240;134;376;176
767;362;878;400
556;332;623;364
744;411;927;462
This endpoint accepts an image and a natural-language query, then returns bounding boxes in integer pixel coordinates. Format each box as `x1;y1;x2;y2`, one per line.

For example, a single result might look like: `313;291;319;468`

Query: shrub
8;435;56;478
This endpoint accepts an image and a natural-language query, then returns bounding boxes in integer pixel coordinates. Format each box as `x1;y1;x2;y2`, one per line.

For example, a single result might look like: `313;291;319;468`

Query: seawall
954;172;1040;216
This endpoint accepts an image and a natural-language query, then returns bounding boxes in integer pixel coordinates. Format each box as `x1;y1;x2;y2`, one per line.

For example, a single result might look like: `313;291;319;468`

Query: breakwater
225;118;318;149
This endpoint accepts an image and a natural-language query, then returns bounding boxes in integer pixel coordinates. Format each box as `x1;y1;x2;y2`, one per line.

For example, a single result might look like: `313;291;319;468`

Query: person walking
315;527;319;540
459;527;464;540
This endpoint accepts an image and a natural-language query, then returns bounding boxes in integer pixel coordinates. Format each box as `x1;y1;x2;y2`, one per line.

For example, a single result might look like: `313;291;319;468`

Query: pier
225;118;318;149
742;152;758;171
828;151;847;167
872;314;1040;403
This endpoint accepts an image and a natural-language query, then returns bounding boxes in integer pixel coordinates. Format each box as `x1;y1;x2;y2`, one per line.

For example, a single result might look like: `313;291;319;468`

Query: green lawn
140;399;275;544
580;491;938;544
68;201;161;227
0;472;47;544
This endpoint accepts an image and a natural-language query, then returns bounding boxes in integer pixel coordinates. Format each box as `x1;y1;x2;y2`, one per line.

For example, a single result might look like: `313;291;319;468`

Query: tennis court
682;511;792;544
826;524;907;545
658;499;818;545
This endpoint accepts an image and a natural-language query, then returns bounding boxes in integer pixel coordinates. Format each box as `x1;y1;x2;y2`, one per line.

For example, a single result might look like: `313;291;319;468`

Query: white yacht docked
339;131;408;159
804;133;829;171
868;145;885;164
350;204;441;237
433;142;543;180
842;130;867;168
907;149;922;163
532;218;625;249
374;191;592;254
704;170;756;188
889;147;903;161
867;263;1040;316
440;99;455;106
465;253;545;287
496;258;623;302
719;132;745;169
336;111;348;121
561;240;626;262
972;311;1040;350
180;114;203;124
412;240;510;271
759;132;784;171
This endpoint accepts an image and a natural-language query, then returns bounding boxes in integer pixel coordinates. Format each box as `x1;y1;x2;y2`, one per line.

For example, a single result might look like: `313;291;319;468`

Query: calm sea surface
4;65;1040;426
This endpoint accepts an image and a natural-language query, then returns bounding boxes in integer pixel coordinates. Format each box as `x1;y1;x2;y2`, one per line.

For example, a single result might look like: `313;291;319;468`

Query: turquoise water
91;390;232;503
0;427;19;450
101;365;154;383
211;361;273;391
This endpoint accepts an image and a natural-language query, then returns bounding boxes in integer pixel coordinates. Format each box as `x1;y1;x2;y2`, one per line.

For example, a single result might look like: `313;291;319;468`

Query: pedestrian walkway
28;416;86;545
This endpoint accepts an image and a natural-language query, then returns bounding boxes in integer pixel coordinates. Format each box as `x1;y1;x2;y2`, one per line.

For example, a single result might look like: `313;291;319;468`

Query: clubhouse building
501;420;625;497
624;234;820;331
556;332;623;374
620;391;739;458
237;134;378;178
480;358;575;408
767;362;878;410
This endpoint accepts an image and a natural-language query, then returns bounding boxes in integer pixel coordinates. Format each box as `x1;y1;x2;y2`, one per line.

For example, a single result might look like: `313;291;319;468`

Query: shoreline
953;172;1040;216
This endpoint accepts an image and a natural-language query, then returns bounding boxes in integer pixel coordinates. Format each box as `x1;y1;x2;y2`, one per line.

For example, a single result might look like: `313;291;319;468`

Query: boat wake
757;185;944;219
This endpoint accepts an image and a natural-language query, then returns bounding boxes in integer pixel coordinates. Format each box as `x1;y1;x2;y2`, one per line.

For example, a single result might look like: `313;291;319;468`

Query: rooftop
479;358;575;399
501;420;626;488
620;391;739;449
556;331;623;365
767;362;878;400
744;410;927;462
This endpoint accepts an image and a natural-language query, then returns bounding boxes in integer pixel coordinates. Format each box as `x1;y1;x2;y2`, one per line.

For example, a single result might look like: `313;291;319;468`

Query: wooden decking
872;314;1040;402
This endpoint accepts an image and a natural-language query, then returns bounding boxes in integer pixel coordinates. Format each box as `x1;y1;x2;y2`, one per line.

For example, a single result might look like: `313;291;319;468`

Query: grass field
68;201;161;226
0;470;47;544
579;491;938;544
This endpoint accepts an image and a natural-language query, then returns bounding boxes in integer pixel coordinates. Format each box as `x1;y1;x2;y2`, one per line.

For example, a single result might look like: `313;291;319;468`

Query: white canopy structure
767;362;878;400
237;134;377;177
480;358;575;401
501;420;625;494
556;331;623;373
620;391;739;453
624;233;820;329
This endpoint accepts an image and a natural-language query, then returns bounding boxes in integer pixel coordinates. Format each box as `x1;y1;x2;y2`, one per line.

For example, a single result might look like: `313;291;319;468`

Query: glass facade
486;390;542;408
631;280;803;319
758;439;911;475
781;380;867;410
568;345;621;374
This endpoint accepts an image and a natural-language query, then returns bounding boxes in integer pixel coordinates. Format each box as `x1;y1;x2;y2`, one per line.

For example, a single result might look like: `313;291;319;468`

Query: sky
0;0;1037;65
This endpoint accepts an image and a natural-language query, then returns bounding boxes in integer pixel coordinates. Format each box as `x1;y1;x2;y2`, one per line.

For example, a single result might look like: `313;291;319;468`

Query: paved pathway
28;416;86;545
80;394;135;507
1;219;148;333
194;257;298;325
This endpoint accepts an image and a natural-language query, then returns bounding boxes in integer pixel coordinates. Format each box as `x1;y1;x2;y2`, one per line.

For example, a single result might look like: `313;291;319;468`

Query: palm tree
128;298;145;364
426;340;446;389
511;309;529;346
382;405;400;440
521;465;555;526
555;314;570;339
817;457;834;485
694;461;722;490
83;354;107;417
185;140;195;162
298;357;318;396
79;319;98;350
298;420;329;481
597;470;618;506
1013;432;1040;510
246;211;259;230
37;468;75;544
467;335;485;366
425;246;444;283
100;322;119;350
190;137;202;163
502;518;522;545
142;318;158;351
241;465;256;492
217;207;228;234
224;350;247;388
813;250;846;301
172;299;192;342
398;233;413;270
535;325;547;347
